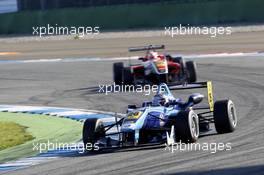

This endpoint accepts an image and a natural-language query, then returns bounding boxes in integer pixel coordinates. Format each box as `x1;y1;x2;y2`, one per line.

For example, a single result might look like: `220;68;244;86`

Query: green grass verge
0;121;34;151
0;112;82;163
0;0;264;34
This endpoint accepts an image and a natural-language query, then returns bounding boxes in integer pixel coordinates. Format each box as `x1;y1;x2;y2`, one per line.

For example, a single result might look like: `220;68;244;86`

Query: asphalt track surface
0;54;264;175
1;30;264;60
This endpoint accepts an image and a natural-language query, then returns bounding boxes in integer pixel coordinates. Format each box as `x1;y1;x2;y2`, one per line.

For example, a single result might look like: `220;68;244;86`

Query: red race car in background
113;45;197;85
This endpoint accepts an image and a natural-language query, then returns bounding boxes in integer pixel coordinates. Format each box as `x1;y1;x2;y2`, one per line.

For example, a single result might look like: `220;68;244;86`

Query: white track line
0;52;263;64
0;105;121;173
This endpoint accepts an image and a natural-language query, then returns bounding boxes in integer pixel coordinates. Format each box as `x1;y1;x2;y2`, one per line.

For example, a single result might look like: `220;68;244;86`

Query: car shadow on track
71;144;165;158
52;132;228;159
50;143;165;158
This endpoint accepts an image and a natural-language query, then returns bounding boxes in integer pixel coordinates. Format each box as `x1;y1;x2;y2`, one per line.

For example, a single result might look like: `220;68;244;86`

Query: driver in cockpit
152;91;183;107
152;93;168;106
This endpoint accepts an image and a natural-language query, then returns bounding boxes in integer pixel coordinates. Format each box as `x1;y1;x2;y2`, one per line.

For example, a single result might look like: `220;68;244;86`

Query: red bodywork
130;52;181;77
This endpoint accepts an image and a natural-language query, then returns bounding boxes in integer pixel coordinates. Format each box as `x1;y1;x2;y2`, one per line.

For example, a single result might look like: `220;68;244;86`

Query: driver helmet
152;93;168;106
146;51;159;60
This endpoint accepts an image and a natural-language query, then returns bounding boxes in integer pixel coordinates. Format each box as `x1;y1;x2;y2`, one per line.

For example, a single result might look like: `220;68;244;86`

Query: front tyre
214;100;237;134
83;118;105;151
174;110;199;143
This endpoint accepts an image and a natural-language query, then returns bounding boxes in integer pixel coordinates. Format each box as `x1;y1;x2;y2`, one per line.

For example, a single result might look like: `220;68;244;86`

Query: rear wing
168;81;214;111
129;45;165;52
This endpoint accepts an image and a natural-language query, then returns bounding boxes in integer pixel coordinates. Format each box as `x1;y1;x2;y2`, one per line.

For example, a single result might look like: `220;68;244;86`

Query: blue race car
82;82;237;151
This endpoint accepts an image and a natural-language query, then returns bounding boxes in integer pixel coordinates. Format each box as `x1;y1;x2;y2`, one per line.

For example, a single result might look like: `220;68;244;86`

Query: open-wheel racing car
82;82;238;151
113;45;197;85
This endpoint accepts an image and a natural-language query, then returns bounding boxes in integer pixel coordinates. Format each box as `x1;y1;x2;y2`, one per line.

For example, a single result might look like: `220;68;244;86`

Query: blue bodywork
120;83;187;144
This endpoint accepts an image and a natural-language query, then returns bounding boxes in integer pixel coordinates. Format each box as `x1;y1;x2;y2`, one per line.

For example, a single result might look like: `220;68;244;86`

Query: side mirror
188;93;204;105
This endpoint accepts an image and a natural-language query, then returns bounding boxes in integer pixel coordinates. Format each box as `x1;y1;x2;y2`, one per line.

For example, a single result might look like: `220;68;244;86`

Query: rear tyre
214;100;237;134
123;67;133;85
186;61;197;83
83;118;105;151
173;110;199;143
113;62;124;85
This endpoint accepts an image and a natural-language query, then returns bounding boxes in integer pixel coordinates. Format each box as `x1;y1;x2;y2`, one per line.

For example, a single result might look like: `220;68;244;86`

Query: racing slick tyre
123;67;133;85
214;100;237;134
83;118;105;151
186;61;197;83
113;62;124;85
174;110;199;143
